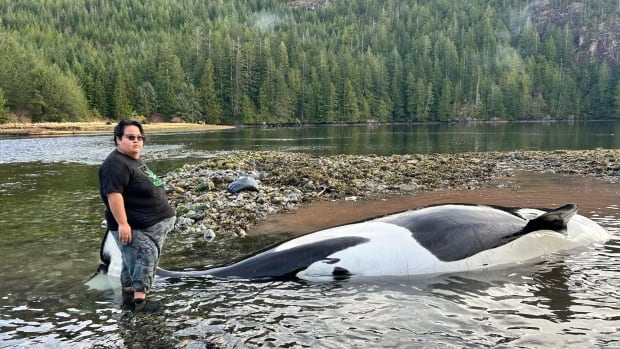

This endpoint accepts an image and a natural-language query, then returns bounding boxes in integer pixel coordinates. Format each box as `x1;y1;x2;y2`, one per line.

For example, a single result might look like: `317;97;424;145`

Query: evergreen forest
1;0;620;124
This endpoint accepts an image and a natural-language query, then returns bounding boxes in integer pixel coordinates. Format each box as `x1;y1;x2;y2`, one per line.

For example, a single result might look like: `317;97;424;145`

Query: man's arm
107;192;132;244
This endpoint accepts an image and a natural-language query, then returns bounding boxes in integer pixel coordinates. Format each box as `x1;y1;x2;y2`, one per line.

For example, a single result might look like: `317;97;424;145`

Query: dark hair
113;119;144;145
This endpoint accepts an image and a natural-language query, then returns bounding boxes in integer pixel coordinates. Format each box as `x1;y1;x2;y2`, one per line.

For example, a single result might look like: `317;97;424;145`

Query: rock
203;229;216;242
227;176;260;193
158;149;620;253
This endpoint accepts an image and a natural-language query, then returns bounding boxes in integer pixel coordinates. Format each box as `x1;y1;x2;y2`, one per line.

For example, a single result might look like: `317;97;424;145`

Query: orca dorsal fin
523;203;578;235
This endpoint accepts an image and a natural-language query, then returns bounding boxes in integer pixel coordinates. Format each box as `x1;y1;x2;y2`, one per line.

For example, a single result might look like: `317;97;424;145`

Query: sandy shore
0;122;233;136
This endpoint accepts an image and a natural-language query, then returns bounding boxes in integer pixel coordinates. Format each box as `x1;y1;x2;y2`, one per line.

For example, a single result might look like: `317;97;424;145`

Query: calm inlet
0;122;619;348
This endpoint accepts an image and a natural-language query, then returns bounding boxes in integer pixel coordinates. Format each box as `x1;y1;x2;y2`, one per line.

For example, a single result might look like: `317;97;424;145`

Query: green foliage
0;88;8;122
0;0;619;123
0;30;90;122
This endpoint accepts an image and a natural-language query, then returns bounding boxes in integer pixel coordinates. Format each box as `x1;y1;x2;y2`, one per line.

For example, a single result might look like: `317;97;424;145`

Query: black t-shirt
98;150;175;230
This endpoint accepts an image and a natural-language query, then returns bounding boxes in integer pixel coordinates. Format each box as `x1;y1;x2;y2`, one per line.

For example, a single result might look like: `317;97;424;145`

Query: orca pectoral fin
523;203;578;235
332;266;352;280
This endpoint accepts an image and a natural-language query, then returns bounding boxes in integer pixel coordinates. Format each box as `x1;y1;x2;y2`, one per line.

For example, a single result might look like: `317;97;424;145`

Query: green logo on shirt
140;165;163;187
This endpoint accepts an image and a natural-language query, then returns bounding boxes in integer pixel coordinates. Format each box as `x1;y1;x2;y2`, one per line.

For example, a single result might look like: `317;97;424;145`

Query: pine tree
437;78;453;121
487;83;506;118
0;0;618;123
614;81;620;119
342;79;360;122
405;71;416;121
593;62;612;117
199;58;223;124
137;81;157;117
414;78;428;121
174;82;202;123
0;88;9;122
153;43;185;118
389;47;405;121
112;69;133;119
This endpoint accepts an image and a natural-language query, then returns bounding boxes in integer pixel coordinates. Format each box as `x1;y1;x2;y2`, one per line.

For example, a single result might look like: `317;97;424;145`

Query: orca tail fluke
85;230;122;290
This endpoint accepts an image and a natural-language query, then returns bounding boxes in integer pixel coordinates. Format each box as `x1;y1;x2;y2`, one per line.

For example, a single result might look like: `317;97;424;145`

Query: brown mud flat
251;172;620;236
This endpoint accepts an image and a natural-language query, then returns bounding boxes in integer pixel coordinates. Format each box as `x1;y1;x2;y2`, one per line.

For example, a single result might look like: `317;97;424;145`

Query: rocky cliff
288;0;619;64
529;0;620;63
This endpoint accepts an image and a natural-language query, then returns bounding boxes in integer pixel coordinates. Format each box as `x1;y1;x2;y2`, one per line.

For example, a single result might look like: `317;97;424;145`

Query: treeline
0;0;619;124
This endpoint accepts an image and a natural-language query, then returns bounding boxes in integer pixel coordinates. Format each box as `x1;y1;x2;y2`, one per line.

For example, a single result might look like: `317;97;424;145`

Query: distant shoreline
3;119;617;137
0;122;234;136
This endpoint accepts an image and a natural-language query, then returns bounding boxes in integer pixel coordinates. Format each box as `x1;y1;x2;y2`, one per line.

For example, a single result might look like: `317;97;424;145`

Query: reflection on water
155;243;620;348
3;247;619;348
157;122;620;156
2;122;620;164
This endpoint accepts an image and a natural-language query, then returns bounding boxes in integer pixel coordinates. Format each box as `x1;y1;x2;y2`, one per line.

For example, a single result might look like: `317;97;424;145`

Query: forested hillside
0;0;619;124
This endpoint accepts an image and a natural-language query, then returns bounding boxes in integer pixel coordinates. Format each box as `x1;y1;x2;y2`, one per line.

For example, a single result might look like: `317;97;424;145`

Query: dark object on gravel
227;176;260;193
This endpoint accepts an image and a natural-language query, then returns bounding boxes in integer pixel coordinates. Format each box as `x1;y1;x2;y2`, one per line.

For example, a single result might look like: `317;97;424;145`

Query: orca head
565;212;611;243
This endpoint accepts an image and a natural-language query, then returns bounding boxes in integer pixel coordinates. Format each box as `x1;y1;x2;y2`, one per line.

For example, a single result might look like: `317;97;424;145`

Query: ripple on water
1;238;619;348
136;234;620;349
1;160;619;348
0;135;184;164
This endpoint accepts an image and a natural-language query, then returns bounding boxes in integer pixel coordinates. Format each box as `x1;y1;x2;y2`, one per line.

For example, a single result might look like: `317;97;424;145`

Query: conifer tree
112;69;133;120
0;0;618;123
137;81;157;117
0;88;8;123
614;81;620;118
200;58;223;124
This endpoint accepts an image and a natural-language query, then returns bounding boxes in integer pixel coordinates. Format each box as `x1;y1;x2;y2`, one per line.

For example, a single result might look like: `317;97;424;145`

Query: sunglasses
124;135;145;141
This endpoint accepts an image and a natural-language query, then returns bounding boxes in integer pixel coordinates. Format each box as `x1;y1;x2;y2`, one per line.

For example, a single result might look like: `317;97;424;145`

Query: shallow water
1;172;618;348
159;255;620;348
0;125;619;348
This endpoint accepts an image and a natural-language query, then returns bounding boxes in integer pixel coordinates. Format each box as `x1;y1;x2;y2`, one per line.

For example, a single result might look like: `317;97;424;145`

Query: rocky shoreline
162;149;620;255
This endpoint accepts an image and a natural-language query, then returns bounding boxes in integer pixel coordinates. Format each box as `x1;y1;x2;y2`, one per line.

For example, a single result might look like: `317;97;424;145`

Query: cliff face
529;0;619;63
289;0;619;64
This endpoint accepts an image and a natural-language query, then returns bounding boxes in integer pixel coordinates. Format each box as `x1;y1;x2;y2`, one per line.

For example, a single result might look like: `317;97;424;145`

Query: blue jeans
111;216;176;293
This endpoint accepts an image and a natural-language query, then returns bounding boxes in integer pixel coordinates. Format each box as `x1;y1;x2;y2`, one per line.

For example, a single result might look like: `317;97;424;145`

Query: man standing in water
99;119;176;311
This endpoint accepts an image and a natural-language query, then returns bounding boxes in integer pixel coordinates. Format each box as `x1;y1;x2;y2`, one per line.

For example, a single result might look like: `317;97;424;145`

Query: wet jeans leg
126;217;176;293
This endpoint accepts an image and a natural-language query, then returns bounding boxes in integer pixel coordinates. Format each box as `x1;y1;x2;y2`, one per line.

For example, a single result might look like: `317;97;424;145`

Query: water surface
0;123;618;348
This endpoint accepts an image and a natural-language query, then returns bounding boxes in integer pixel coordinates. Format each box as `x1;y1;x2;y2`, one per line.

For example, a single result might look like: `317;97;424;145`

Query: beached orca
86;203;610;289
